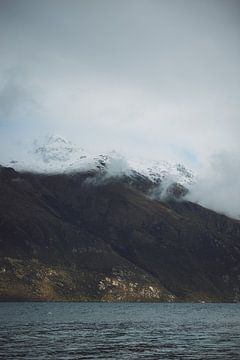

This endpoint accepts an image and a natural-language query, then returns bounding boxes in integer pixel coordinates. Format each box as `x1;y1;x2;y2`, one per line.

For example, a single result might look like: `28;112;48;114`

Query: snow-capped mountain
7;135;99;174
4;135;194;185
129;158;194;186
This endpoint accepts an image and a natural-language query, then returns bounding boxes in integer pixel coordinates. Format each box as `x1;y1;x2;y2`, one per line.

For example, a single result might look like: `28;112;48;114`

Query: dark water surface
0;302;240;359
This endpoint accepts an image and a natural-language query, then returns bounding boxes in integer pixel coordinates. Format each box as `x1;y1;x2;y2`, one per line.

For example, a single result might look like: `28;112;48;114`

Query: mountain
1;163;240;302
4;135;194;187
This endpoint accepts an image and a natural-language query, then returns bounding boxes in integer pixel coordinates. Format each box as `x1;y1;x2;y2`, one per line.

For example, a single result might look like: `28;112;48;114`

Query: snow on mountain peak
32;134;87;164
4;135;195;185
128;158;194;186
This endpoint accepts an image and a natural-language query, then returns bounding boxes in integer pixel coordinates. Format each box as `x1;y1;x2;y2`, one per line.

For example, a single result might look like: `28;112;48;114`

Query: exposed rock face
0;165;240;302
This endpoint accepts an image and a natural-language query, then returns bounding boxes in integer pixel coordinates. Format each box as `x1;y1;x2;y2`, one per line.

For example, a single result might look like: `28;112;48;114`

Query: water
0;303;240;359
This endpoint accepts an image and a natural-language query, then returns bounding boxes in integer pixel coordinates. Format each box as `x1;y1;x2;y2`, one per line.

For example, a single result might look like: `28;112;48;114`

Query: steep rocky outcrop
0;165;240;302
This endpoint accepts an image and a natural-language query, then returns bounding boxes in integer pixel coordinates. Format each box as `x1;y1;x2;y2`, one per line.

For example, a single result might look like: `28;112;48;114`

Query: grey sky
0;0;239;161
0;0;240;217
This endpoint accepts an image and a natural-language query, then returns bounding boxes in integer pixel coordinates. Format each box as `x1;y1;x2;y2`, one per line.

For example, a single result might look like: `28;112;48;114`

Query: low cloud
82;151;131;186
186;152;240;219
104;151;131;178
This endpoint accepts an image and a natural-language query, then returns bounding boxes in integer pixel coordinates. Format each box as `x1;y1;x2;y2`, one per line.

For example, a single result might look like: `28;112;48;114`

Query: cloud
186;152;240;219
104;152;131;178
0;70;37;121
0;0;240;217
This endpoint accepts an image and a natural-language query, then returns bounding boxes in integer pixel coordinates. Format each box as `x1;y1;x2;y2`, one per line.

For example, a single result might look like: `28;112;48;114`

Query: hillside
0;165;240;302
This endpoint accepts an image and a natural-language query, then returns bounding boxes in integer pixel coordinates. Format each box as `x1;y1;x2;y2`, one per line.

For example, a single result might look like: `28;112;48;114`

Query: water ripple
0;303;240;359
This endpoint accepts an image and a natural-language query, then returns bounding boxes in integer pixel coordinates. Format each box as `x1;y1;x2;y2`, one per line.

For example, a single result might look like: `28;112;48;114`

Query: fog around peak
0;0;240;218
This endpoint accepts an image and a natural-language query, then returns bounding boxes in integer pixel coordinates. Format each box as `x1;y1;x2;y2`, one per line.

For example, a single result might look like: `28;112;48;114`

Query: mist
186;152;240;219
0;0;240;218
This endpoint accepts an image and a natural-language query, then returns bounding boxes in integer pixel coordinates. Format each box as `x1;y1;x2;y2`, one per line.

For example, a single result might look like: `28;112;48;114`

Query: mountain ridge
3;135;194;187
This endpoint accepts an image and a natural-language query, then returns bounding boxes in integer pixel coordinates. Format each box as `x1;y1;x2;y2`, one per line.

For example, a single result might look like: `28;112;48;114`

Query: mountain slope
0;165;240;302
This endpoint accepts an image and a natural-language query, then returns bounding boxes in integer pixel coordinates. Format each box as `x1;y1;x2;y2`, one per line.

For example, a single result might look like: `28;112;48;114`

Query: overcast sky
0;0;240;216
